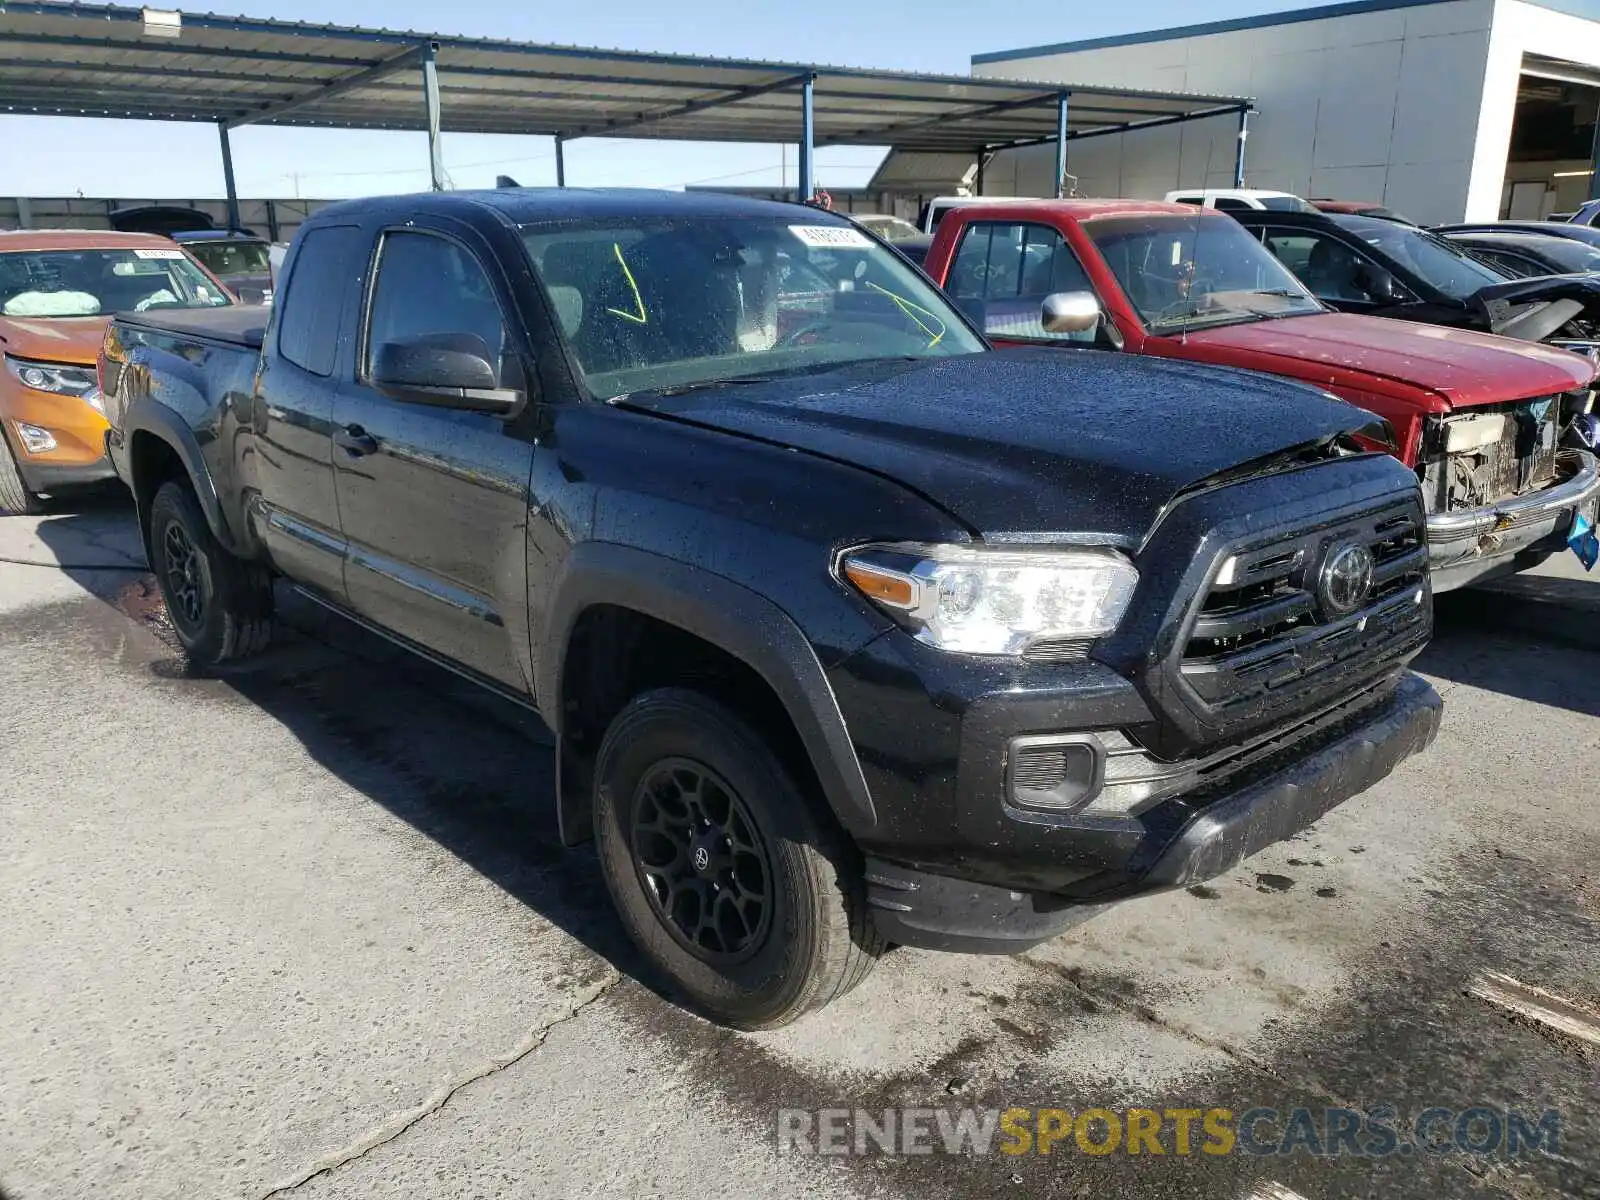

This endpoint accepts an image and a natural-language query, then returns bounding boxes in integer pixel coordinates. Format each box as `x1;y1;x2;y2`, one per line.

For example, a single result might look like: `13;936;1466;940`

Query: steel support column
975;147;986;196
421;42;445;191
1054;91;1070;199
1234;107;1251;188
217;120;240;230
555;135;566;187
798;73;816;202
1588;109;1600;201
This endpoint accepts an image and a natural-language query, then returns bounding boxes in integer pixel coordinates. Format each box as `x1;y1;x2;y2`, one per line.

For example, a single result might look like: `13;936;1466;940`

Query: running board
288;583;543;717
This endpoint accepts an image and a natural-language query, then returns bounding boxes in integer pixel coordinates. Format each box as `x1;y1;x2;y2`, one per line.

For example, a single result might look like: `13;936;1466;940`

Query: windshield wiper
619;375;790;401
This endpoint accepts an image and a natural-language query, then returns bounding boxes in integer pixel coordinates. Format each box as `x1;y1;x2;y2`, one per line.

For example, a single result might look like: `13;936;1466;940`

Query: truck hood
1471;272;1600;343
617;350;1380;542
0;315;110;366
1177;311;1592;408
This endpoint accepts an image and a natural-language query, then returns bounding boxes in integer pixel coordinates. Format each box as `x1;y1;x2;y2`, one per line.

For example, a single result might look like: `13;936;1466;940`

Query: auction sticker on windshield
790;225;872;249
133;249;186;260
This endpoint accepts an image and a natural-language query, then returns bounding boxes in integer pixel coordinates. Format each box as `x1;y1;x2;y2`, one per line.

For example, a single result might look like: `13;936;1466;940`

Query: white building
971;0;1600;224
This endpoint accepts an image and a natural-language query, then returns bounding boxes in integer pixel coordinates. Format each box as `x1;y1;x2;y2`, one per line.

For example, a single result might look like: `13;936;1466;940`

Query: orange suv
0;230;232;513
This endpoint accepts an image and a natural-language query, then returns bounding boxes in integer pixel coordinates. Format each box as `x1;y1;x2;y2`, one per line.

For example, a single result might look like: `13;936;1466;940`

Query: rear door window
945;221;1097;342
277;225;363;377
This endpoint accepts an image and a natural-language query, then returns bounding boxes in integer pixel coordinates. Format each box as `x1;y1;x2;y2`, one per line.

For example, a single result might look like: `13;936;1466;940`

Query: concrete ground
1;499;1597;1200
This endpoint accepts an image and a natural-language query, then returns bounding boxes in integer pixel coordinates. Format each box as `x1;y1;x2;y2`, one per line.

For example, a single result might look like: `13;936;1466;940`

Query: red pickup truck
923;200;1600;589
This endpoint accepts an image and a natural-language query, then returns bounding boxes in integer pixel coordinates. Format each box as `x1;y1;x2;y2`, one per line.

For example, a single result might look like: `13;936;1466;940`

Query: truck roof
311;187;832;226
945;198;1221;222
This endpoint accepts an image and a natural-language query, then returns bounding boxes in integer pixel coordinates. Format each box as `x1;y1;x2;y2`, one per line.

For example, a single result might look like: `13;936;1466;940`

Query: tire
146;479;273;666
594;688;883;1029
0;432;44;516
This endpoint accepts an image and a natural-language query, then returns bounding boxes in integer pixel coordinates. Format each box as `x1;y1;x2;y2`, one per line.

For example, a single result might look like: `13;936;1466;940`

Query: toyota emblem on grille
1319;542;1374;616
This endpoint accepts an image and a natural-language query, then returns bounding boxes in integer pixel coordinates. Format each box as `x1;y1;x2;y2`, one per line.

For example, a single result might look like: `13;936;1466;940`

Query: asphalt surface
2;499;1598;1200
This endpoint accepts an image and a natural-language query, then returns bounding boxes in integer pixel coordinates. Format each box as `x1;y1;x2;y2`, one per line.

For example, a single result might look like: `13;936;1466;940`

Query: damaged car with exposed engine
1233;209;1600;357
923;199;1600;590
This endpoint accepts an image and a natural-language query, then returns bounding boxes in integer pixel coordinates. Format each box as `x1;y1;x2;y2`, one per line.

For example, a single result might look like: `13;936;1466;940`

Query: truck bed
113;305;267;351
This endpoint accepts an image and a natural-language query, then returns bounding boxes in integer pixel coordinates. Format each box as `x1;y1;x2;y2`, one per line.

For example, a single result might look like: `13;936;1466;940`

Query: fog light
16;423;56;454
1007;735;1104;813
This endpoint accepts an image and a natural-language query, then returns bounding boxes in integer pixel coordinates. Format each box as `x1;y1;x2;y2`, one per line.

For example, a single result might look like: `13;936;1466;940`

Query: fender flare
538;542;877;843
122;398;242;557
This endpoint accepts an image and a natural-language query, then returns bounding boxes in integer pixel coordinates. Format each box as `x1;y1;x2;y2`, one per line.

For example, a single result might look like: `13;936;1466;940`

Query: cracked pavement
1;504;1597;1200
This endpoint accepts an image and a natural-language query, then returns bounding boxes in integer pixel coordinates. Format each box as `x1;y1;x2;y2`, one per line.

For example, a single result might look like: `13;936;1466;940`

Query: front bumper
3;386;116;495
17;457;119;493
863;672;1442;953
1427;448;1600;590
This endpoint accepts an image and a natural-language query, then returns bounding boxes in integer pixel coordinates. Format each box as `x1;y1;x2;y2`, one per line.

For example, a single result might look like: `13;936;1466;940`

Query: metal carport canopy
0;1;1252;200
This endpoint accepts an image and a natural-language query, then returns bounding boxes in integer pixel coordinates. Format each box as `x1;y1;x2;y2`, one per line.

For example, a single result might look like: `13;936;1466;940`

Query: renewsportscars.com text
775;1106;1562;1159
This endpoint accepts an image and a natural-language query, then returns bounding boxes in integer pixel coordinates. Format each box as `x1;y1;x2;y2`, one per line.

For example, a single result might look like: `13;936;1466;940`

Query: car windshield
522;215;983;397
1504;238;1600;275
0;247;232;318
1082;213;1323;331
185;240;272;278
855;215;923;243
1335;215;1504;300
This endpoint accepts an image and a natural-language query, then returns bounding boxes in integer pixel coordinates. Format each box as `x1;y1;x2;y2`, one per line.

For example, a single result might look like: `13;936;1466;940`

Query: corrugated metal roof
0;1;1250;152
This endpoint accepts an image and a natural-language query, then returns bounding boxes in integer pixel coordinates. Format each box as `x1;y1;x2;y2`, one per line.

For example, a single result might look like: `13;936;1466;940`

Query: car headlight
6;355;98;403
839;542;1139;656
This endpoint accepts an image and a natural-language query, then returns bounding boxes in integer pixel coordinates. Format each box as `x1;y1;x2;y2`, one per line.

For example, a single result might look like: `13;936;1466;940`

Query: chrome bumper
1427;448;1600;590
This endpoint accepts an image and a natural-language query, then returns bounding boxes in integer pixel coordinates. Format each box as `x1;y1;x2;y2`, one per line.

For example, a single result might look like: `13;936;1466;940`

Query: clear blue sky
1;0;1359;200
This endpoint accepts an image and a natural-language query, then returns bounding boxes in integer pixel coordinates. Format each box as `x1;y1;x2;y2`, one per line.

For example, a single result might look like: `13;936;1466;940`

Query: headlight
6;355;97;399
839;542;1139;656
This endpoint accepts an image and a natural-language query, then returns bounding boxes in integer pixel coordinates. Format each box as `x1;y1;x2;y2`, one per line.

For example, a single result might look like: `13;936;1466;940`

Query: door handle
333;424;379;457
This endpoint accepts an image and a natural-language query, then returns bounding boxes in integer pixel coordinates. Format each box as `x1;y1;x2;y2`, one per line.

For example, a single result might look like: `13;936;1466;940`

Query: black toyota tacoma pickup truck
99;189;1442;1028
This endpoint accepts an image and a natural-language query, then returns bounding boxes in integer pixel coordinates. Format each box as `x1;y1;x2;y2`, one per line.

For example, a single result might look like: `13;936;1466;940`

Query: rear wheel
594;688;882;1029
146;480;273;665
0;433;44;516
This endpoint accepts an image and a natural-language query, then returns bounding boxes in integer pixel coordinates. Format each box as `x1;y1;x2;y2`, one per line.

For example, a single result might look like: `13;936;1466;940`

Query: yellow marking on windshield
864;280;945;347
605;242;648;324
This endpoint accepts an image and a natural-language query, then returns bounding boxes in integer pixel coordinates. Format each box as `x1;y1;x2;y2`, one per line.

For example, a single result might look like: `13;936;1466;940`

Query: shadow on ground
23;500;669;1011
1428;594;1600;718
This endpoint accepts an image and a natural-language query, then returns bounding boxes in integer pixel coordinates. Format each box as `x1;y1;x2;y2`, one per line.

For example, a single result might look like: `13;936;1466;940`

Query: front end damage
1477;274;1600;354
1419;391;1600;589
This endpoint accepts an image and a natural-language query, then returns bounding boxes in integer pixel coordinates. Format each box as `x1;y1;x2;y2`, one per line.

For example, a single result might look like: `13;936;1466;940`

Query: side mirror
1040;290;1102;334
371;333;522;416
1354;264;1403;304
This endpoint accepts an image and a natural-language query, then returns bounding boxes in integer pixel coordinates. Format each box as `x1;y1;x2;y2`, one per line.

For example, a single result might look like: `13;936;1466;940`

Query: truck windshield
0;248;231;318
521;216;983;397
853;215;923;243
184;240;273;279
1083;214;1323;332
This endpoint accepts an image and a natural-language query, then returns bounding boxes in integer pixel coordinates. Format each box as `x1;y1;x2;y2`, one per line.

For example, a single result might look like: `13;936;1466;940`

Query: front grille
1179;501;1428;711
1420;398;1559;514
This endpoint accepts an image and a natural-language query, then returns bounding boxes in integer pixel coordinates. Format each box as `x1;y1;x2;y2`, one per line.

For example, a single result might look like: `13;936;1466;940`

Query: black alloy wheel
161;518;206;630
630;757;773;963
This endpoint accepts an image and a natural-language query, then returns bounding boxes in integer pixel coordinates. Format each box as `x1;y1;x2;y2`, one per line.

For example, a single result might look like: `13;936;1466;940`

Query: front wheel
593;688;882;1029
147;480;274;666
0;433;44;515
